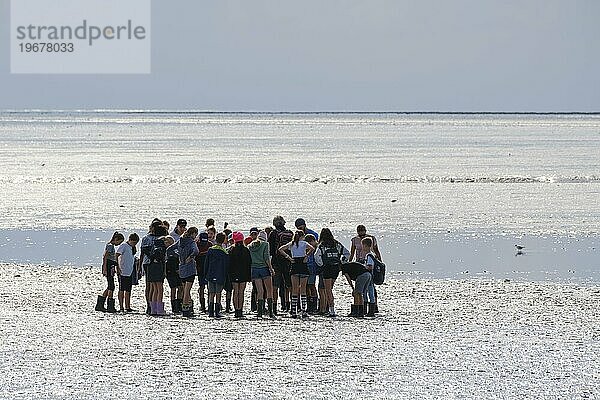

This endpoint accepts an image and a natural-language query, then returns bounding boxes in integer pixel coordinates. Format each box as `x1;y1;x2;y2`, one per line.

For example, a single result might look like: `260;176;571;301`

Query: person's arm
340;243;350;263
343;273;354;290
102;250;109;276
372;237;382;261
305;243;315;256
264;243;274;274
349;239;356;262
115;252;122;276
365;254;375;271
278;243;292;261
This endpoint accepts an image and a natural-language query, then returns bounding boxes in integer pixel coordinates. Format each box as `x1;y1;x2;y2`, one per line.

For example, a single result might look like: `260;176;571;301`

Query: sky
1;0;599;111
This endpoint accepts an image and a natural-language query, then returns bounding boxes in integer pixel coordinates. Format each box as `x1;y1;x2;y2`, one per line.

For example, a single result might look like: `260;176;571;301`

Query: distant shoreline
1;110;599;115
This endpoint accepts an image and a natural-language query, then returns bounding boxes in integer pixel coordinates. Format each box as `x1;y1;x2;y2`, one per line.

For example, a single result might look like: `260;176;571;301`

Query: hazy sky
1;0;599;111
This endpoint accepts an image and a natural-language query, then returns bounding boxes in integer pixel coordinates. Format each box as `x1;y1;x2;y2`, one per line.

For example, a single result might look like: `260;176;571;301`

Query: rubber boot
177;299;184;314
215;303;223;318
366;302;375;317
257;299;265;318
373;302;379;314
208;302;215;317
348;304;357;317
251;288;257;312
272;300;278;316
157;302;166;315
106;298;117;313
225;298;232;314
267;299;276;319
150;302;157;316
146;302;151;315
171;299;178;314
95;295;106;312
182;304;193;318
356;304;365;318
199;295;206;313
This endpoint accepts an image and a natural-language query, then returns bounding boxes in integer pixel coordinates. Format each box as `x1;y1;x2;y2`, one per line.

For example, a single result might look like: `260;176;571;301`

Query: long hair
293;230;304;247
109;231;124;244
183;227;198;239
318;228;336;248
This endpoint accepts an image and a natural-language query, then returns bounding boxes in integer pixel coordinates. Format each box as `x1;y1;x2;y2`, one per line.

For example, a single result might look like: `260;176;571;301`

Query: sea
0;112;598;399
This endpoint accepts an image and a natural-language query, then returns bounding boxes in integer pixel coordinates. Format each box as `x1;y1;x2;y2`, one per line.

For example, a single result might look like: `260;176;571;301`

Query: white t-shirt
116;243;135;276
290;240;309;258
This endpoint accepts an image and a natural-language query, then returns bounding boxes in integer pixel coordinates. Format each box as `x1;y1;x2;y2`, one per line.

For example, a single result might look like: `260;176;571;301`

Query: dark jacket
228;243;252;282
204;245;229;285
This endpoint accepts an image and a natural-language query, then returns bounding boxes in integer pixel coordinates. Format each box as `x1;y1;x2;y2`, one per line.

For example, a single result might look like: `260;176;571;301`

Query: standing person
116;233;140;312
222;228;234;313
195;231;211;313
204;232;229;318
170;218;187;242
314;228;350;317
205;218;215;230
350;225;382;313
141;220;169;316
295;219;319;313
95;232;125;313
249;230;276;319
341;257;372;317
278;230;315;318
294;218;319;239
244;227;260;311
228;231;252;318
165;236;183;314
268;216;293;313
178;227;199;318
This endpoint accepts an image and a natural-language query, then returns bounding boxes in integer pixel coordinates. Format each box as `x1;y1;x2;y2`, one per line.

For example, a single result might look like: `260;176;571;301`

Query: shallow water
0;264;598;399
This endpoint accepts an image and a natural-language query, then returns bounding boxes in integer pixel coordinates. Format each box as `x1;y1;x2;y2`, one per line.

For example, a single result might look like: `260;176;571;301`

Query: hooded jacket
248;240;270;269
204;245;229;284
178;236;199;279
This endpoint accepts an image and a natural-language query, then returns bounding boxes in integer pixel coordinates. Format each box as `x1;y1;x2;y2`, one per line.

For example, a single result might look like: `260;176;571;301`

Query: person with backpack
195;231;211;313
178;227;199;318
295;218;319;313
228;231;252;318
350;225;383;313
204;232;229;318
278;230;315;318
95;232;125;313
314;228;350;317
268;216;293;313
341;239;374;318
164;236;183;314
141;220;169;316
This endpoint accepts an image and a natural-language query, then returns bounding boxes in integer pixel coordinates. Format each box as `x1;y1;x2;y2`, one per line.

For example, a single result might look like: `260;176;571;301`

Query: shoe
106;298;117;313
366;302;375;317
272;301;278;316
267;299;276;319
356;304;365;318
156;302;166;315
347;305;357;317
150;302;157;315
215;303;223;318
208;302;215;317
182;304;194;318
145;302;151;315
225;299;232;314
95;295;106;312
125;308;134;313
302;311;308;319
199;296;206;313
257;299;265;318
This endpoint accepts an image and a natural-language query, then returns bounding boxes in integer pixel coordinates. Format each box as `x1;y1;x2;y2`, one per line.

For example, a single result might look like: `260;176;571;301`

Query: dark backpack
148;237;166;264
320;244;341;268
369;254;386;285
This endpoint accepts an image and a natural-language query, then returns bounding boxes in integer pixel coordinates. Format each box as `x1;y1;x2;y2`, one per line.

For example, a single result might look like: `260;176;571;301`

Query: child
95;232;125;313
179;227;199;317
341;237;374;318
204;232;229;318
116;233;140;312
165;236;183;314
278;230;315;318
249;230;276;318
314;228;350;317
228;231;252;318
304;234;319;314
195;232;211;313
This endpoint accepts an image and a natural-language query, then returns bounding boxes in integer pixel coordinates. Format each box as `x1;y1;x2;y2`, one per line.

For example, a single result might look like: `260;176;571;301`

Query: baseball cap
198;232;209;244
177;219;187;226
295;218;306;228
249;227;259;235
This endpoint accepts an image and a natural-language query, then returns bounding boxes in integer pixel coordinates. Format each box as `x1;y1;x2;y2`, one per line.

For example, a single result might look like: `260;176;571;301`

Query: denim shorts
354;272;372;298
252;267;270;280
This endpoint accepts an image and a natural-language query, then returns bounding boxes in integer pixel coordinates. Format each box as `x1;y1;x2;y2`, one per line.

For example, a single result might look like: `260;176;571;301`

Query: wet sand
1;264;598;399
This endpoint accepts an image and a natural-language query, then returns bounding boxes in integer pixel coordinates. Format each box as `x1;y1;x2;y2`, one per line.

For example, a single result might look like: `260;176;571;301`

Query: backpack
148;237;166;264
369;254;386;285
320;244;341;268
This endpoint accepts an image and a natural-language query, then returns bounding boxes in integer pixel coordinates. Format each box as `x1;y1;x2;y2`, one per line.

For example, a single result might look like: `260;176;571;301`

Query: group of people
94;216;383;319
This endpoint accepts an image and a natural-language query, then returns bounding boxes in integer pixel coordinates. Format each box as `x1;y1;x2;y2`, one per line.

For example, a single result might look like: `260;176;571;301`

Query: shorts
322;265;340;280
180;274;195;284
307;274;316;285
290;258;309;276
207;281;223;294
106;274;115;291
252;267;270;280
119;275;133;292
146;262;165;283
166;272;182;289
354;272;372;298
